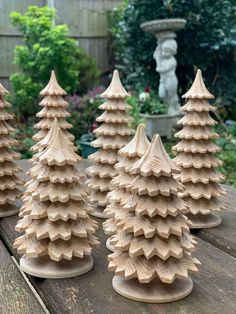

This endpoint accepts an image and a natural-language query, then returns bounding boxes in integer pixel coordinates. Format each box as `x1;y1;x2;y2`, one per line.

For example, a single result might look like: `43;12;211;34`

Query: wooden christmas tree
108;134;200;303
103;124;150;251
14;126;99;279
87;70;133;218
173;69;226;229
32;70;74;153
0;83;23;217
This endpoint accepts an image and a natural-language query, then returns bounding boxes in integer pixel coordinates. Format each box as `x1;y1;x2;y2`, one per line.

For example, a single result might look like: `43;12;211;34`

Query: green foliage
126;96;143;129
10;6;99;121
215;123;236;187
109;0;236;118
66;86;103;141
13;121;34;159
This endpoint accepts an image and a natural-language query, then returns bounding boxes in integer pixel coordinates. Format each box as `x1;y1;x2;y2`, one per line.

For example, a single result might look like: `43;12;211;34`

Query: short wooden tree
0;83;22;217
14;126;99;279
87;70;133;218
108;134;200;303
103;124;150;251
32;70;74;153
173;69;226;228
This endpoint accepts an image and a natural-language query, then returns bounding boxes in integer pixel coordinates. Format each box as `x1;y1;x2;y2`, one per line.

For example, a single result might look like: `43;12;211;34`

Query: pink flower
92;123;98;131
145;86;150;93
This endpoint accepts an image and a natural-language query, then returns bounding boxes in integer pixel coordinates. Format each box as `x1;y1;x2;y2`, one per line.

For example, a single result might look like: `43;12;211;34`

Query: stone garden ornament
141;18;186;115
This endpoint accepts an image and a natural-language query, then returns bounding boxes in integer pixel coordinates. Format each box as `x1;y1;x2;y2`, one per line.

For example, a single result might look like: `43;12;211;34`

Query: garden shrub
10;6;100;121
109;0;236;119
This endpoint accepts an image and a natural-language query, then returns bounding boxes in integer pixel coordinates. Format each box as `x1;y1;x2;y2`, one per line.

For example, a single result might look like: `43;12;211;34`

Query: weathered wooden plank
0;239;46;314
0;0;45;34
0;0;121;81
196;185;236;257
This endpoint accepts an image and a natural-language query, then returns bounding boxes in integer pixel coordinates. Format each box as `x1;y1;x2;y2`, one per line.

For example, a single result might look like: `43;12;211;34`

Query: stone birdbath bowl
140;18;186;34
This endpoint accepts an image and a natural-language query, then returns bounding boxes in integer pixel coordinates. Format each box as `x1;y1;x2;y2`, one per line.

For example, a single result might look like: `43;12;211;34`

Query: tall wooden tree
103;124;150;251
14;126;99;279
108;134;200;303
32;70;74;153
173;69;226;229
0;82;23;217
87;70;133;218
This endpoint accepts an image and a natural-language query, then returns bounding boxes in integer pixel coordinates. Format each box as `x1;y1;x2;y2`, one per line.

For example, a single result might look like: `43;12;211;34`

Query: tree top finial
40;70;67;96
38;126;81;166
101;70;130;99
182;69;214;99
130;134;177;177
0;83;9;96
119;124;150;157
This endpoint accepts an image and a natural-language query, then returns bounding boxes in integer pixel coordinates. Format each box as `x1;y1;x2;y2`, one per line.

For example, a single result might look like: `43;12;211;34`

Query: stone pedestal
141;18;186;115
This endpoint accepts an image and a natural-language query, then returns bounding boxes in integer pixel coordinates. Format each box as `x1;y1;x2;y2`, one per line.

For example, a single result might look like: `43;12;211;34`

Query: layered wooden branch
103;124;150;237
86;70;133;217
32;71;74;152
173;69;226;216
14;126;99;262
108;134;200;284
0;83;22;215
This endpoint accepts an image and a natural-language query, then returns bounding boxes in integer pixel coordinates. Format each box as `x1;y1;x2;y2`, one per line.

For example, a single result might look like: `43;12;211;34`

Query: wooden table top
0;160;235;314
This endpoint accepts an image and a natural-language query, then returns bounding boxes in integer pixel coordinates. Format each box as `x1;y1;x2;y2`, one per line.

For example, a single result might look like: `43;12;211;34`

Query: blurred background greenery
0;2;235;186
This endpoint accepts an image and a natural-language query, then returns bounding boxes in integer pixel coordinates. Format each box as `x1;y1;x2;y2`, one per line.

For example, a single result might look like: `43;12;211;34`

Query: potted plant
130;88;181;139
79;132;98;158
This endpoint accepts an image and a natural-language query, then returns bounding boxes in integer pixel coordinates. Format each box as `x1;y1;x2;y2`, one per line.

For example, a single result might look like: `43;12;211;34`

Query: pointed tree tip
100;69;130;99
40;70;67;96
129;132;175;176
0;82;9;95
182;68;214;99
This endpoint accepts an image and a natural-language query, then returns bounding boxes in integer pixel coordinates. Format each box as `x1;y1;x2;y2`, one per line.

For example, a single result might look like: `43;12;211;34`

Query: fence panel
0;0;121;87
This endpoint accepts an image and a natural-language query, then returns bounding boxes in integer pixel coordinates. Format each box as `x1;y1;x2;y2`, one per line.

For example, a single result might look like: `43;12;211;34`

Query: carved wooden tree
103;124;150;251
87;70;133;218
0;83;23;217
173;69;226;229
14;126;99;279
108;134;200;303
32;70;74;153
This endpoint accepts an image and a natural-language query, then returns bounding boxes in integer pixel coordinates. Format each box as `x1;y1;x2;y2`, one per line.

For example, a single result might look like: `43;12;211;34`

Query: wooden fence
0;0;121;88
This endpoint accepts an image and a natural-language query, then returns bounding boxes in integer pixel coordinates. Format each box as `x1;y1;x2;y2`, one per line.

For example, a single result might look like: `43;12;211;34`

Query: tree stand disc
112;276;193;303
106;237;115;252
90;207;107;219
187;213;222;229
0;203;19;218
20;255;93;279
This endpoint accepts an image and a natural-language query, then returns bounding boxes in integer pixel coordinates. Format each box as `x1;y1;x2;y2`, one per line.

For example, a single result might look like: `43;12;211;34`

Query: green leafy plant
215;122;236;187
10;6;99;121
126;96;143;129
109;0;236;119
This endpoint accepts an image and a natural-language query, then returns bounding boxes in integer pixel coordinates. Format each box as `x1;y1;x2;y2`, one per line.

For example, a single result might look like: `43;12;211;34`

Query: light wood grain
0;240;45;314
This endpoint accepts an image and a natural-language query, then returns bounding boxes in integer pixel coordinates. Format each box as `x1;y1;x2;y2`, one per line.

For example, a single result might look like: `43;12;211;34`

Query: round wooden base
0;203;19;218
187;213;222;229
112;276;193;303
106;238;114;252
90;208;107;219
20;255;93;279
